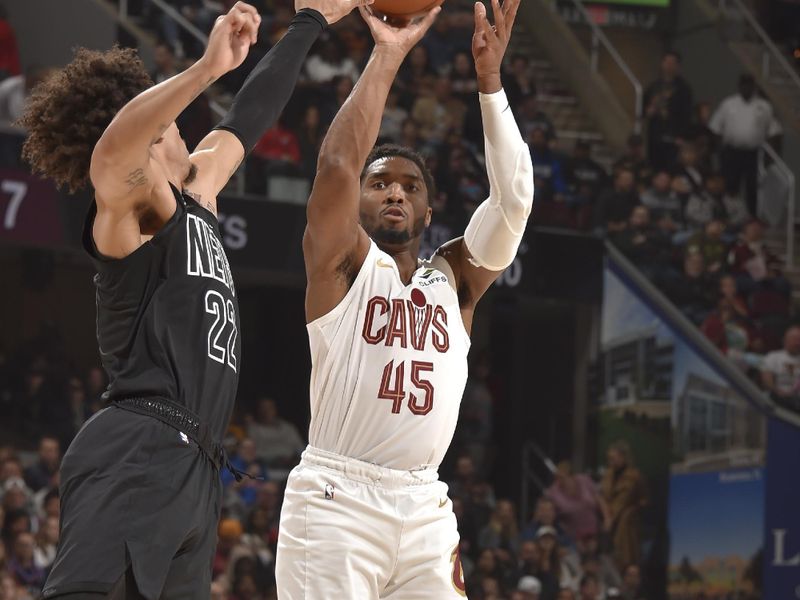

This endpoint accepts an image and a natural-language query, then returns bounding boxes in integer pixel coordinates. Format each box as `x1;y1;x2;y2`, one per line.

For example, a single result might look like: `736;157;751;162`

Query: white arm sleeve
464;88;534;271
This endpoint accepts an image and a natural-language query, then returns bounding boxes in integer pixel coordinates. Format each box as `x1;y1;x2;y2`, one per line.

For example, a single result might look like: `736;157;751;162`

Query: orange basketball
370;0;445;22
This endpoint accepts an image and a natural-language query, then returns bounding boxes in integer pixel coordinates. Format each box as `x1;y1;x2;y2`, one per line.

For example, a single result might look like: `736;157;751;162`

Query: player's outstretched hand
200;2;262;80
359;4;441;59
297;0;375;26
472;0;520;83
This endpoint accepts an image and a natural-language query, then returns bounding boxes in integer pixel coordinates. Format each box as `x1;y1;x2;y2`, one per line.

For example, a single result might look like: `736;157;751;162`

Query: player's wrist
477;72;502;94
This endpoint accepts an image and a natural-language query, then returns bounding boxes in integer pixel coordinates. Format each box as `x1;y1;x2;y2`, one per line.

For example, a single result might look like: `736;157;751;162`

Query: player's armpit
434;237;500;312
190;129;245;201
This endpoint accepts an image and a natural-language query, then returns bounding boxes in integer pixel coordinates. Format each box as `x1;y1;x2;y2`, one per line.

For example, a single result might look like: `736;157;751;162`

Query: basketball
370;0;445;22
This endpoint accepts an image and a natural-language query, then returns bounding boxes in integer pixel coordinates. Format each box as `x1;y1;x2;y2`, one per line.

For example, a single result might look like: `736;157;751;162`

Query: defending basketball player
19;1;367;598
275;0;531;597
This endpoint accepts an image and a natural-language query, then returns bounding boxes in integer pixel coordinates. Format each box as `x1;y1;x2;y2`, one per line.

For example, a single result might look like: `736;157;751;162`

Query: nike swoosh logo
377;258;395;269
439;498;448;508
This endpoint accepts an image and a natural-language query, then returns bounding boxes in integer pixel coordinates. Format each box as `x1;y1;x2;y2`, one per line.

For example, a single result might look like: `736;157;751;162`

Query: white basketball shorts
275;446;467;599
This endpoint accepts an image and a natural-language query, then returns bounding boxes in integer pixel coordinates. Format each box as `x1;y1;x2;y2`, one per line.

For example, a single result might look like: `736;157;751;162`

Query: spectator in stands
22;437;59;493
728;218;790;298
530;128;568;225
7;532;45;592
412;76;466;145
609;206;671;278
761;325;800;410
32;515;57;571
85;366;106;413
0;66;51;126
686;219;728;274
565;141;608;230
467;549;506;597
574;532;622;595
458;354;494;472
533;526;576;600
516;575;542;600
517;94;555;142
304;37;359;84
0;3;19;81
297;105;325;179
683;177;722;230
478;499;520;562
688;172;745;232
213;518;243;581
222;438;267;490
613;134;652;190
66;376;90;439
504;54;536;107
661;252;716;324
320;74;354;124
450;50;479;100
421;12;462;72
150;41;178;84
513;540;541;581
449;455;478;502
672;142;704;200
578;573;600;600
688;101;716;173
246;398;304;471
718;274;750;318
378;87;408;144
643;51;693;169
620;564;644;600
557;589;577;600
600;441;647;571
545;461;602;541
594;167;639;233
700;299;751;355
640;169;681;225
709;74;782;217
395;45;435;102
521;497;568;547
399;117;422;150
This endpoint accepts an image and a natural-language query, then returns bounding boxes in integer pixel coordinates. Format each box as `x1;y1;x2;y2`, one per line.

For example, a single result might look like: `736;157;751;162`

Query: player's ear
425;205;432;227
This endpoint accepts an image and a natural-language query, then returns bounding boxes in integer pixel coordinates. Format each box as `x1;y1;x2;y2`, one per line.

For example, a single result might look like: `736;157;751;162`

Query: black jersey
82;185;241;440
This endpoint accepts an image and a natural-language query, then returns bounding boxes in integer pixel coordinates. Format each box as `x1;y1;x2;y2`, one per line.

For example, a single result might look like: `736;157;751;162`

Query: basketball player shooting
276;0;531;597
18;1;367;598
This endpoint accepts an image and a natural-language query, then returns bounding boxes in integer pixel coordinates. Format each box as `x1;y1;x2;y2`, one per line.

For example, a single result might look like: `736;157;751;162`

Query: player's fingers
350;0;375;9
412;5;441;37
473;2;489;36
231;1;260;20
492;0;506;40
359;4;379;30
239;14;259;44
504;0;520;37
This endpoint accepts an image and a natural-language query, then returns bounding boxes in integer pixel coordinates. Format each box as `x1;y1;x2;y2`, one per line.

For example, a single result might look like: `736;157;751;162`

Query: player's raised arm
436;0;533;311
89;2;260;205
303;6;440;321
190;0;371;200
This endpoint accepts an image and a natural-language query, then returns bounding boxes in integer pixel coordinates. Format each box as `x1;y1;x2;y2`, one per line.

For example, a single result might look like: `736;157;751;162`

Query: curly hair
18;46;153;193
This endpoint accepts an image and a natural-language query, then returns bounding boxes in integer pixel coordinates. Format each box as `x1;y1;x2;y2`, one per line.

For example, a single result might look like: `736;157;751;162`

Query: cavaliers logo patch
450;544;466;596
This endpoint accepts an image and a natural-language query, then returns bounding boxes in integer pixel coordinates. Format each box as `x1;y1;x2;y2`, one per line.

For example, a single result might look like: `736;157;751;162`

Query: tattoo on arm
185;190;216;215
124;168;147;190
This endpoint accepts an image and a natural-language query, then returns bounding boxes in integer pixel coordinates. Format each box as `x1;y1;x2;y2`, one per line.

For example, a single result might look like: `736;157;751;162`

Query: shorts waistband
301;445;439;488
113;396;224;471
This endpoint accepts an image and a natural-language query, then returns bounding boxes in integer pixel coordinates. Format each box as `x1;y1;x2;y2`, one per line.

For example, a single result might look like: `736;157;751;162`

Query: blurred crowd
0;330;652;600
0;1;798;599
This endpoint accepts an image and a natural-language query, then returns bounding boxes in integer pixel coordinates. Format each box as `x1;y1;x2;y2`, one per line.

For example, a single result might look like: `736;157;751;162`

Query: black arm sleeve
213;8;327;153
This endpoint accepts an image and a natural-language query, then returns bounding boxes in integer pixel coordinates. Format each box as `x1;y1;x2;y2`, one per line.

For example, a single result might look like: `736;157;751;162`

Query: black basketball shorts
42;406;222;600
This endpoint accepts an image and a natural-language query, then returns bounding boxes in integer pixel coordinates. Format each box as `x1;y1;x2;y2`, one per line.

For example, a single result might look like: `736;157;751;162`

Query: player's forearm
317;48;404;175
463;88;533;271
215;9;327;154
96;61;216;159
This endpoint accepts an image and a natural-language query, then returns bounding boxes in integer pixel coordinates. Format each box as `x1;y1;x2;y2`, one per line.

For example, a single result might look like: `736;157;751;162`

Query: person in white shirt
761;326;800;410
709;74;782;217
246;397;305;470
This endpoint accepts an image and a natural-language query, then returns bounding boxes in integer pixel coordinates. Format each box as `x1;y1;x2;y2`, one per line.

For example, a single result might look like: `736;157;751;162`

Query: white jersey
307;240;470;470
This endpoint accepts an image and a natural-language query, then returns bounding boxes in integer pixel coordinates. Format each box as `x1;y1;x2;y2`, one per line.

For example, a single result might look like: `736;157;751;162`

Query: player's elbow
315;153;359;182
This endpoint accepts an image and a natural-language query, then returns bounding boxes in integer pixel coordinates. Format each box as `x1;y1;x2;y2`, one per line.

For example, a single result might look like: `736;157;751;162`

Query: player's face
360;156;432;248
155;122;194;185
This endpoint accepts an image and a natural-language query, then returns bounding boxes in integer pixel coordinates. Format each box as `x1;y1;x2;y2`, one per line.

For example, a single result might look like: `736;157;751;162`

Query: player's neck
380;245;420;285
